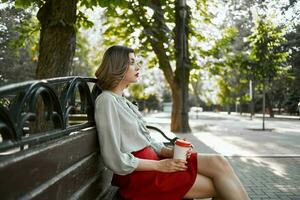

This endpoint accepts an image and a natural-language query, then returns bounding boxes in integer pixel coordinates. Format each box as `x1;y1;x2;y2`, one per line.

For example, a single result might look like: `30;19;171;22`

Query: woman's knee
210;155;231;175
197;154;232;178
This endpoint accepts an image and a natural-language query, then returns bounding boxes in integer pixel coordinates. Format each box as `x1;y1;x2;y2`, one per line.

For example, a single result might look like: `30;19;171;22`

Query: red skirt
112;146;198;200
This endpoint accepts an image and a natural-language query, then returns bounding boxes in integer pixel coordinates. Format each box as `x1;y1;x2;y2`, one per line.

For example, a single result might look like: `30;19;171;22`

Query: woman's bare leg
184;174;223;199
197;154;250;200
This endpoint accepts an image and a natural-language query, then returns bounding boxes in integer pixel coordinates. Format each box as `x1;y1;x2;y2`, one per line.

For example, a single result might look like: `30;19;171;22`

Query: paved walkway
145;112;300;200
231;157;300;200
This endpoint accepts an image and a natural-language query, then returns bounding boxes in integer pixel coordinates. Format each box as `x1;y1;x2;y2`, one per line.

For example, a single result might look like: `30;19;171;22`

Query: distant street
145;112;300;156
145;112;300;200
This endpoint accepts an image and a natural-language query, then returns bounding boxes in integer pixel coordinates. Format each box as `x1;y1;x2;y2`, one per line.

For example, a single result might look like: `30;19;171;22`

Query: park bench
0;76;180;200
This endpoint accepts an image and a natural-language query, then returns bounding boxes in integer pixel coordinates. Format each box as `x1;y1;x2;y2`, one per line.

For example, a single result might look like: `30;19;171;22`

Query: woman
94;45;250;200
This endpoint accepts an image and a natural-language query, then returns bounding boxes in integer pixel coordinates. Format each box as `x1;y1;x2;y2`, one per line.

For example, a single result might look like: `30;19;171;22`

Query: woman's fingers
172;159;187;171
186;148;193;158
159;159;187;172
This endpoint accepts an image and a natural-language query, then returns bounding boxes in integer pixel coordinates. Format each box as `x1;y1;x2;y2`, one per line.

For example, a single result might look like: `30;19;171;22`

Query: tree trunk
278;102;282;114
143;0;191;132
150;40;191;132
36;0;77;79
262;80;266;130
169;79;190;132
266;92;274;118
227;104;231;115
170;85;182;131
173;0;191;132
31;0;77;133
240;100;243;115
250;80;255;119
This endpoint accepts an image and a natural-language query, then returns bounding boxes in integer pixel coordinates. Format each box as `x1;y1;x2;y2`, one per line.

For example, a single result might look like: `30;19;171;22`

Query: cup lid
175;139;192;147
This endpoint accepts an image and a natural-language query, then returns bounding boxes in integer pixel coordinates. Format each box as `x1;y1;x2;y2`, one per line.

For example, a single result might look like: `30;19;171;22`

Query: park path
145;112;300;200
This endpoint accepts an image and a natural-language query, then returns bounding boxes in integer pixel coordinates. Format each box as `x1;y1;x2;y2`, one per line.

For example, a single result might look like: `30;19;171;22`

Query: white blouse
94;90;165;175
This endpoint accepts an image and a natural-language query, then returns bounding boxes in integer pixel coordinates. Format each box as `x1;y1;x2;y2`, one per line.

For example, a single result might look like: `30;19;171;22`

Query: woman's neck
111;83;127;96
111;88;123;96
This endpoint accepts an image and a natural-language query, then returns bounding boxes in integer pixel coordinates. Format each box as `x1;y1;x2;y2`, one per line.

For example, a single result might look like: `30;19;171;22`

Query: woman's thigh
184;174;217;199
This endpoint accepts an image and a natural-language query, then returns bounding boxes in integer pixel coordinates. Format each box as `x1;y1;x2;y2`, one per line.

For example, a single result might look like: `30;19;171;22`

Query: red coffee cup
173;139;192;160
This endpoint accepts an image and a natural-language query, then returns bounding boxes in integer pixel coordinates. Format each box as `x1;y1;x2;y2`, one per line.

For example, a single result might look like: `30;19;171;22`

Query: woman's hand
181;138;193;159
157;159;187;172
186;147;193;159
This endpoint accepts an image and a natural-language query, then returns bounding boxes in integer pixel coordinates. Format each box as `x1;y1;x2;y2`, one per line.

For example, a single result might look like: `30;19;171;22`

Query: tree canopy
1;0;300;132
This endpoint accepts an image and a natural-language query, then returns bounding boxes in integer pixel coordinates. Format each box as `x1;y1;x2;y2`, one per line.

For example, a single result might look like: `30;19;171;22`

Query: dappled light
1;0;300;199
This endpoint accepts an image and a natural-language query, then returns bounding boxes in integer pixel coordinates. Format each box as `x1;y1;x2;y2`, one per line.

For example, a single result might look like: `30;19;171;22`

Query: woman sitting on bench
94;45;250;200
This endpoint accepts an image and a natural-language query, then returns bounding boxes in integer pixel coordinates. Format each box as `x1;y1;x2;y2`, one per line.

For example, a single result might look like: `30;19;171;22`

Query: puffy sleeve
95;95;139;175
149;137;165;155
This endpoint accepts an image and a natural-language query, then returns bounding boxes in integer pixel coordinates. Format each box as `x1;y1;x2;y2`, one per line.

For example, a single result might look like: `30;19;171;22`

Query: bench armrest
146;125;178;146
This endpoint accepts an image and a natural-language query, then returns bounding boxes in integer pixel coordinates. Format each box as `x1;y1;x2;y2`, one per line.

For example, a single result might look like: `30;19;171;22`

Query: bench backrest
0;77;119;199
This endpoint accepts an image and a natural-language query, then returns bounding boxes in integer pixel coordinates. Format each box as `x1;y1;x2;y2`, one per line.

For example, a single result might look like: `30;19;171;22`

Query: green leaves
15;0;33;8
14;0;43;8
128;84;148;100
248;17;288;81
76;11;94;29
79;0;99;9
97;0;130;8
0;5;38;85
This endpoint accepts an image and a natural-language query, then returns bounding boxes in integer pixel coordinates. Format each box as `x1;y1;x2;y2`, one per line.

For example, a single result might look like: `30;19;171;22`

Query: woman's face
122;52;140;85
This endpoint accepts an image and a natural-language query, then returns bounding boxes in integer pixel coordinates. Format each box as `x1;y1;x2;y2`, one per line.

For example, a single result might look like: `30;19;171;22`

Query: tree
1;0;100;133
5;0;99;79
248;17;289;129
283;24;300;114
267;69;293;114
99;0;211;132
204;27;250;114
0;4;38;86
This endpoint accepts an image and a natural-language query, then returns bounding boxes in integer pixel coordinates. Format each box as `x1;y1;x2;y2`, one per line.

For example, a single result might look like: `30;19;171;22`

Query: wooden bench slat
70;168;120;200
24;152;100;200
0;128;104;199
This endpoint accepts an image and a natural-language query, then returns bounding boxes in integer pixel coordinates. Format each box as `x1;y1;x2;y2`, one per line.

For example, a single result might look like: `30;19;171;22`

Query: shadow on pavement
230;157;300;199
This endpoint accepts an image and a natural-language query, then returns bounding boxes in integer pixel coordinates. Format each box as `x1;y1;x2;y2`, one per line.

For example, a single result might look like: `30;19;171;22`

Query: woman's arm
135;158;187;173
159;146;174;158
135;145;194;173
95;95;139;175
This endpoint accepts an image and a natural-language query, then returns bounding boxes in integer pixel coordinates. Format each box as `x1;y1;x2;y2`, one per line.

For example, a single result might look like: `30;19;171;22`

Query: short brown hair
95;45;134;90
